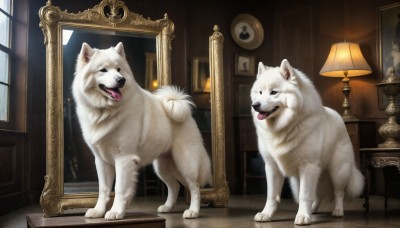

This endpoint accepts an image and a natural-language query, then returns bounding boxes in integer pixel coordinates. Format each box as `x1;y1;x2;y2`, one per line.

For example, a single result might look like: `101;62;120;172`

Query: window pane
0;51;9;83
0;84;9;122
0;0;11;14
0;12;10;48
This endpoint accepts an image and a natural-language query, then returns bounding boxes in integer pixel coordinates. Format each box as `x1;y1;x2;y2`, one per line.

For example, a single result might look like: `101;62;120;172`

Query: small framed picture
235;54;256;76
231;13;264;50
191;57;210;93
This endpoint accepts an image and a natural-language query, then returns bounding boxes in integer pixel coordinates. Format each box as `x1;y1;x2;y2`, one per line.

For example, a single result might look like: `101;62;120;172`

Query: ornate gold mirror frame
39;0;228;217
200;26;229;207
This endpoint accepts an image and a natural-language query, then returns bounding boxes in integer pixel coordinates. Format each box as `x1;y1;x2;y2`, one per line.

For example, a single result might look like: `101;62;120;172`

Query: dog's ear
257;62;271;78
115;42;126;57
76;42;94;71
280;59;294;80
257;62;266;76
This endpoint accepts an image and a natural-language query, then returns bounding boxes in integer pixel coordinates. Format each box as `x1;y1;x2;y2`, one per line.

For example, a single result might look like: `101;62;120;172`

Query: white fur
72;42;212;220
251;59;364;225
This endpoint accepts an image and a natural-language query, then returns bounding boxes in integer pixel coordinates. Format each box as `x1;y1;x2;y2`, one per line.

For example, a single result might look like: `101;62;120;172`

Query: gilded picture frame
235;54;256;76
230;13;264;50
191;57;210;93
377;2;400;109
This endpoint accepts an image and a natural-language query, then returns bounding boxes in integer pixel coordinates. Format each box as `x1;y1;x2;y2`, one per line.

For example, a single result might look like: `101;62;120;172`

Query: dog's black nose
252;102;261;111
116;77;126;86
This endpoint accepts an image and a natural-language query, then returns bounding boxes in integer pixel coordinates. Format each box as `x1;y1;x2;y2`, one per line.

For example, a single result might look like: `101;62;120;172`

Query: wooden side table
345;120;376;166
360;147;400;213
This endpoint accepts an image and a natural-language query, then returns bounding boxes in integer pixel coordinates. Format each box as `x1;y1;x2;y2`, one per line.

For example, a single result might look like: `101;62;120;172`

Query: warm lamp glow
320;42;372;77
152;80;158;89
203;77;211;93
320;41;372;121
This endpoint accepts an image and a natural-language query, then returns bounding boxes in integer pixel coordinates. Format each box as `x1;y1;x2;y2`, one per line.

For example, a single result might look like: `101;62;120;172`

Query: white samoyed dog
72;42;212;220
250;59;364;225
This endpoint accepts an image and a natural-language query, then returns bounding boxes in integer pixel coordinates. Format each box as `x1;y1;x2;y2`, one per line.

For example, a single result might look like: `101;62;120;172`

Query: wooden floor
1;195;399;227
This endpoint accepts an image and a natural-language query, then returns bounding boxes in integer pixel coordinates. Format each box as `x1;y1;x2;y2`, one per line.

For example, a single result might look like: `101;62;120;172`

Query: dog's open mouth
257;106;279;120
99;84;122;101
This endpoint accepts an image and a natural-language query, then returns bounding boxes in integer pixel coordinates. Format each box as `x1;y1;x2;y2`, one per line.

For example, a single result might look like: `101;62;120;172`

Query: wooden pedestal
26;213;165;228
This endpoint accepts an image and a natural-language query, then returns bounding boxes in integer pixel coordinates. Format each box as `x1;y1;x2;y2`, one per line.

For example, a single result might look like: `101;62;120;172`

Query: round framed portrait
230;13;264;50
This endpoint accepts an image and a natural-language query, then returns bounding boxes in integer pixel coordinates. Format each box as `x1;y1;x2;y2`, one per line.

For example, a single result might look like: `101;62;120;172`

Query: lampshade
320;42;372;77
203;77;211;92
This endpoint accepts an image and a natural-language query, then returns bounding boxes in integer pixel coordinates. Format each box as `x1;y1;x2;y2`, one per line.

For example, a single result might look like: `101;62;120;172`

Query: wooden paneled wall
1;2;398;216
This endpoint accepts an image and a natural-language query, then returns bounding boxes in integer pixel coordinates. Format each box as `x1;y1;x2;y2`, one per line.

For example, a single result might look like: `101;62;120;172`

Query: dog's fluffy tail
154;86;195;122
346;166;364;199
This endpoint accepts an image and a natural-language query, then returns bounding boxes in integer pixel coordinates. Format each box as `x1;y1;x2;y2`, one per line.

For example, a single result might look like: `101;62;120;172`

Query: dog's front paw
254;212;272;222
331;208;344;218
183;209;199;219
104;210;125;220
85;208;105;218
294;213;311;225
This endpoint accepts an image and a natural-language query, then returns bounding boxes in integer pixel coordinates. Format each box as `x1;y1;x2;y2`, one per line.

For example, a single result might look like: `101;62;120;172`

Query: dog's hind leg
182;178;200;219
329;162;351;218
170;147;201;219
105;155;140;220
289;176;300;203
329;142;355;218
85;157;115;219
295;163;321;225
153;154;181;213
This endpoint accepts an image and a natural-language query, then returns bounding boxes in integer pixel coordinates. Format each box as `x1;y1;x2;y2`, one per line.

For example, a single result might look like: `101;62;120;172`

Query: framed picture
191;57;210;93
377;2;400;109
235;54;256;76
231;13;264;50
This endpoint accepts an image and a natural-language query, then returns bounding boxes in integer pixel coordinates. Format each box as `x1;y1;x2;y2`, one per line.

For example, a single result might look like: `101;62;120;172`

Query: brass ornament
376;68;400;148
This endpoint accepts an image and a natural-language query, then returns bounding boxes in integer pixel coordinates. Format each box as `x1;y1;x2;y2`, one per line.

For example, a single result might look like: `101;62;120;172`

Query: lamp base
341;74;358;122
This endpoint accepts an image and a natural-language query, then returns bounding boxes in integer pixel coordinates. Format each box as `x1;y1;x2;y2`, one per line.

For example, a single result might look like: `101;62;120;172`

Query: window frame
0;0;27;132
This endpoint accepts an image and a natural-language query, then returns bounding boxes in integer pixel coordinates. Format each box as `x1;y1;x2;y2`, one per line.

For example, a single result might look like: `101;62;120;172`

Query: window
0;0;27;131
0;0;12;122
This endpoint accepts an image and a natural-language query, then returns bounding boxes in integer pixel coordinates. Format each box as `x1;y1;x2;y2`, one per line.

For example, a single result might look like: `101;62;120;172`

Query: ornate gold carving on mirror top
39;0;175;46
40;0;174;28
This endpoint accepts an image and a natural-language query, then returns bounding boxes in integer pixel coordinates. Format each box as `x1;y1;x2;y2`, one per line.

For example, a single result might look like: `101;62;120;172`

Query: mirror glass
62;28;156;193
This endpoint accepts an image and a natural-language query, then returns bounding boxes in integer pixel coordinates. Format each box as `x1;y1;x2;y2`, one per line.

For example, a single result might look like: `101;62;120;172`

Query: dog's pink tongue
109;89;122;101
257;113;267;120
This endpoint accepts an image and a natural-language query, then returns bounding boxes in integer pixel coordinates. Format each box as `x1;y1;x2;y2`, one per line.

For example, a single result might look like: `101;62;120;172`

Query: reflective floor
1;195;399;227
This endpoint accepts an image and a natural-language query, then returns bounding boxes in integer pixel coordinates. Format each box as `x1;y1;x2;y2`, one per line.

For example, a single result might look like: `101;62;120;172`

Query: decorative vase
376;68;400;148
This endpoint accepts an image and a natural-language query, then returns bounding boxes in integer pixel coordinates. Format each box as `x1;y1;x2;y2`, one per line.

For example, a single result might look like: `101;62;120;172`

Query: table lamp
320;41;372;121
203;77;211;93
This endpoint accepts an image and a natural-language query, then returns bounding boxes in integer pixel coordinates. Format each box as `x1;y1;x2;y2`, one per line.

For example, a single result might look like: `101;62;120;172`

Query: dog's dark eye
100;68;108;73
117;68;121;72
259;91;262;95
270;90;278;95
